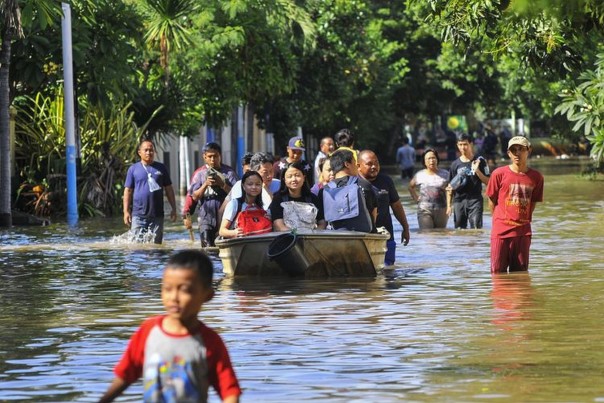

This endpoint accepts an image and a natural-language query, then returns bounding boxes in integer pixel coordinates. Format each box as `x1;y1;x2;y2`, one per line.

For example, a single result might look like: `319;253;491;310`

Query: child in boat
219;171;272;238
269;161;327;231
99;250;241;403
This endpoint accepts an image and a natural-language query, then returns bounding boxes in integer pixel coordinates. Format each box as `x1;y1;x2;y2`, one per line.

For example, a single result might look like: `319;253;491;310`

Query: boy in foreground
487;136;544;273
99;250;241;402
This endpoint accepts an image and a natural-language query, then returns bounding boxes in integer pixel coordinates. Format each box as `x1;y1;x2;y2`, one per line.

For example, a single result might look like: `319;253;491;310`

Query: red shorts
490;236;532;273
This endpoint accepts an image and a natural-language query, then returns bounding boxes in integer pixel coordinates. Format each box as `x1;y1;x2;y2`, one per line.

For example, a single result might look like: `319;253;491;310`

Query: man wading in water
487;136;544;273
123;139;177;244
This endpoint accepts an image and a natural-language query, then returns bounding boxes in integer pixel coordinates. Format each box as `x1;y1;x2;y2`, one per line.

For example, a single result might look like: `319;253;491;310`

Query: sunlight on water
1;158;604;402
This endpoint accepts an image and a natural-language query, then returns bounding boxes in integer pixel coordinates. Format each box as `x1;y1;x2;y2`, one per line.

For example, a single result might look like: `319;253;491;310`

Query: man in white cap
486;136;544;273
273;136;314;186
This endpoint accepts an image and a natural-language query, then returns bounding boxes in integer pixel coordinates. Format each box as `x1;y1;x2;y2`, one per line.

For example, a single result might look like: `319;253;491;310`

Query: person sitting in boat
269;161;327;231
219;171;272;238
221;152;276;212
318;148;377;232
310;157;334;196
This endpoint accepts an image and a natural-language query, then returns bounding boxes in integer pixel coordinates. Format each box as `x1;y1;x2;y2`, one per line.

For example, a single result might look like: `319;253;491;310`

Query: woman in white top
408;148;450;229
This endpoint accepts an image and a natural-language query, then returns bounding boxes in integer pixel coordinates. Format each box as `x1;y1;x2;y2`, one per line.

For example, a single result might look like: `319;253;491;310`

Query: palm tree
0;0;21;226
141;0;198;86
0;0;59;227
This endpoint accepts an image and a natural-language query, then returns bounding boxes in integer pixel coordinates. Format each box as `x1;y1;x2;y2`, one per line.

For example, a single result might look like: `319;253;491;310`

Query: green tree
409;0;604;146
134;0;316;135
10;0;143;106
555;53;604;166
1;0;61;227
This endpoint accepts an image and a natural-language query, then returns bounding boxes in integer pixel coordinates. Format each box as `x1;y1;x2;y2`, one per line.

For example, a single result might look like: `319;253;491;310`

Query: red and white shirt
114;315;241;402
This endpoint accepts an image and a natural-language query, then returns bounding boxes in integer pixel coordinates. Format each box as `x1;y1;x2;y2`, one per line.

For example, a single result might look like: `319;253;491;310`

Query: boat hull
215;230;389;277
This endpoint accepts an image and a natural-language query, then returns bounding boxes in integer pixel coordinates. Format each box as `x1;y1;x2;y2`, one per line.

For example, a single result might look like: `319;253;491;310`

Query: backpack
322;176;372;233
233;199;272;236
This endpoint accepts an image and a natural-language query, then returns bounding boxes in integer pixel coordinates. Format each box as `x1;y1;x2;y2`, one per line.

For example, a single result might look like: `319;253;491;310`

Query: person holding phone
183;142;238;247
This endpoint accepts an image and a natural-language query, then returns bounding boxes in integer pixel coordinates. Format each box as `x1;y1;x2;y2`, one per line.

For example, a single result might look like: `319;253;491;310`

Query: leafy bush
14;92;157;217
555;53;604;168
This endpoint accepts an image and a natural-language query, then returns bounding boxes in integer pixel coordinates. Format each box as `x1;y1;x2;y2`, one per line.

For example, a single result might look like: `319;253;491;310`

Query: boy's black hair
335;128;354;148
249;151;274;171
241;152;254;167
166;250;213;288
329;148;354;174
202;142;222;154
238;170;264;208
456;132;473;142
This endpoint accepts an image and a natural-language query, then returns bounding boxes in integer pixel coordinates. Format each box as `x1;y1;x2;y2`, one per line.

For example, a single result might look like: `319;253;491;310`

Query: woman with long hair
219;171;271;238
269;161;327;231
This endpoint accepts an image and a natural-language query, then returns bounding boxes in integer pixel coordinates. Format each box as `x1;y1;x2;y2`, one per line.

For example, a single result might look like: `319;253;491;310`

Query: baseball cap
288;136;306;151
507;136;531;150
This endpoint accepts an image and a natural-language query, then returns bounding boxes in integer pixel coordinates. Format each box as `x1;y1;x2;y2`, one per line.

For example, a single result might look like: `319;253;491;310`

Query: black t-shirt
368;173;400;237
268;191;324;222
448;158;488;201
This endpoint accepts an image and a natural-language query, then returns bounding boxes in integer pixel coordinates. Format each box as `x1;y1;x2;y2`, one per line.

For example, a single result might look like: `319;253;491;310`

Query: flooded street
1;158;603;402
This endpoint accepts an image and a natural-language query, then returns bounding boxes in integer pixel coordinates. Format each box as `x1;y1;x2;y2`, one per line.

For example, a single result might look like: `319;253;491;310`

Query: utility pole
62;3;78;225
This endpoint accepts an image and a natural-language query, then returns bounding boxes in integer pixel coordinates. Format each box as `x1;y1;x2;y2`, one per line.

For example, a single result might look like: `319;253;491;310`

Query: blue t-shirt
125;161;172;218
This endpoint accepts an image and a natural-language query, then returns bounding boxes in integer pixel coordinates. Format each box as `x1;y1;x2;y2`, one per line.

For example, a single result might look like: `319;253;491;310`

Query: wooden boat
214;229;389;277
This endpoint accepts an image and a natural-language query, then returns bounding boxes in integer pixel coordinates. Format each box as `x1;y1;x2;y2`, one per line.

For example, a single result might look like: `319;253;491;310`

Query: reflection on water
490;272;533;331
1;158;604;401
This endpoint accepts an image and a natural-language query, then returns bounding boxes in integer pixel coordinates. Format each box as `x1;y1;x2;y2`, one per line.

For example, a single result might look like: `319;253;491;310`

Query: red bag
235;207;272;236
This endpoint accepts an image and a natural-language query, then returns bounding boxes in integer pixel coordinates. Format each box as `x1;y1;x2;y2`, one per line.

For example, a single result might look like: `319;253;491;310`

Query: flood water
1;157;603;402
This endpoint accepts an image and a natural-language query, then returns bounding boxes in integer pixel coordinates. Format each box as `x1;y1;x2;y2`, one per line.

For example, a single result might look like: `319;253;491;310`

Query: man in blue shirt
395;137;416;180
123;140;177;244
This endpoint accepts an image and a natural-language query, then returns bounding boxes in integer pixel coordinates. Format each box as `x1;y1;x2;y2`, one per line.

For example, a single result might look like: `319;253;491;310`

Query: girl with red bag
219;171;272;238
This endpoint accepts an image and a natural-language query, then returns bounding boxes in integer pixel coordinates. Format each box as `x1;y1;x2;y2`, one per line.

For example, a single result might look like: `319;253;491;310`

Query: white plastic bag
281;201;318;230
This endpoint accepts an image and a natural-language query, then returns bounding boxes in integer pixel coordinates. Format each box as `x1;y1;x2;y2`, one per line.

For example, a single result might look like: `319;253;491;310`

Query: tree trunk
0;32;12;227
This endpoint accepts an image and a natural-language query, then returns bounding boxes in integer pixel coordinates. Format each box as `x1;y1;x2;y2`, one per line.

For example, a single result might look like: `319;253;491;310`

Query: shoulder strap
229;198;245;230
236;198;244;216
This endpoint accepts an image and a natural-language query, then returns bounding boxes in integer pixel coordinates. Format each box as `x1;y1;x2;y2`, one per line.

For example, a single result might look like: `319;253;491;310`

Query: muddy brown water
1;157;603;401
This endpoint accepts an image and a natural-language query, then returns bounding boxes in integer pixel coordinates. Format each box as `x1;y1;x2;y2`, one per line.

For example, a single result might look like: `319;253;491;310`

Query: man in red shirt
487;136;544;273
